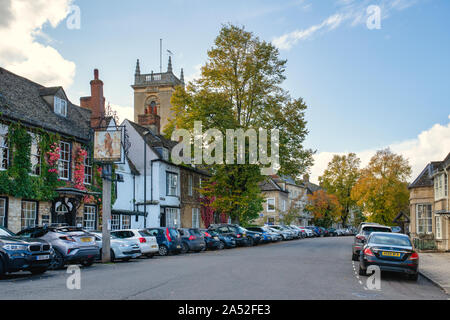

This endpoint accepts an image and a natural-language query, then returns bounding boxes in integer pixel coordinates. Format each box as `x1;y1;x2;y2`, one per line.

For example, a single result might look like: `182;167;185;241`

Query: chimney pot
94;69;99;80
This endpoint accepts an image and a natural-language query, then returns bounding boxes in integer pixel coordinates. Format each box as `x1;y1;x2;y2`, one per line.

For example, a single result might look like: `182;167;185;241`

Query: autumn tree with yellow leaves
351;149;411;225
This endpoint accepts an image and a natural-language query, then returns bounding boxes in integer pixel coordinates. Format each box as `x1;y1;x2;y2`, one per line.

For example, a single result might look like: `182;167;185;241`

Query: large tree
166;24;313;224
305;190;342;228
351;149;411;225
319;153;361;227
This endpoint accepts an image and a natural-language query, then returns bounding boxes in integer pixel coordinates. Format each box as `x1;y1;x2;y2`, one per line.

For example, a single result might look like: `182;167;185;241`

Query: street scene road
1;237;447;300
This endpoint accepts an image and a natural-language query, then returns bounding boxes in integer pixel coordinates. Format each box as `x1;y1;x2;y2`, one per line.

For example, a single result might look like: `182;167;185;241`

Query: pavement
0;237;448;300
418;252;450;294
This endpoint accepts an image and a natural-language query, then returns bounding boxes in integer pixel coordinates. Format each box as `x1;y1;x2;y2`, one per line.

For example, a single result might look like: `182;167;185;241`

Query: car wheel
30;267;47;275
110;249;116;262
358;264;366;276
218;241;225;250
50;249;65;270
181;243;189;254
158;245;169;256
247;237;254;247
0;257;5;278
81;258;95;267
408;273;419;281
352;253;359;261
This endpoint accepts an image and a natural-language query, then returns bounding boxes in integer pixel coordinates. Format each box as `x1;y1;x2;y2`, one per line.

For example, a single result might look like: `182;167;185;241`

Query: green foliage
165;24;313;225
319;153;361;227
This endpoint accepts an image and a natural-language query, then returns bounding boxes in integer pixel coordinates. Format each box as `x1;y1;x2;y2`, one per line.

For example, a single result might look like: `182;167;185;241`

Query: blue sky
1;0;449;181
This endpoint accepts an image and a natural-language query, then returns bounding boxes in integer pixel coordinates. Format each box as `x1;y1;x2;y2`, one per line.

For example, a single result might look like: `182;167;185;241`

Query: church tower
131;57;184;133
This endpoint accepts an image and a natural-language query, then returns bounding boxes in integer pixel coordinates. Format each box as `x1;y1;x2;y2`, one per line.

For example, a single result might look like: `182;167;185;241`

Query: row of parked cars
0;222;353;278
351;222;419;281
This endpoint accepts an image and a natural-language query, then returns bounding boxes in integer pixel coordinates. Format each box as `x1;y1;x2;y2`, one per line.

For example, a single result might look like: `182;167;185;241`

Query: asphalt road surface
0;237;447;300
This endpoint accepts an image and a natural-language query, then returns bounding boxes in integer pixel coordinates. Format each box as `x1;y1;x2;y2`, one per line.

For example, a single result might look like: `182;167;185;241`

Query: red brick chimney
80;69;106;127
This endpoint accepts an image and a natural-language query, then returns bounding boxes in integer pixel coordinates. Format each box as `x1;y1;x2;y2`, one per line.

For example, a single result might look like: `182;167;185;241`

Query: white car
92;232;142;262
297;226;313;237
111;229;159;258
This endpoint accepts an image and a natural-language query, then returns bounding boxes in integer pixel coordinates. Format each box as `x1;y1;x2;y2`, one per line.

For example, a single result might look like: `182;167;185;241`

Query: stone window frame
166;171;178;197
84;150;93;185
267;198;276;212
0;197;8;228
21;200;38;230
416;203;433;235
58;141;71;180
192;207;200;228
30;132;41;176
0;124;9;170
435;215;442;239
188;174;193;196
83;205;97;230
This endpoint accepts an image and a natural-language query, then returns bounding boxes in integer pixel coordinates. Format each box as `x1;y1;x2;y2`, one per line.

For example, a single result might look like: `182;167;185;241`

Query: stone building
131;57;184;133
253;177;290;225
409;153;450;251
0;67;98;232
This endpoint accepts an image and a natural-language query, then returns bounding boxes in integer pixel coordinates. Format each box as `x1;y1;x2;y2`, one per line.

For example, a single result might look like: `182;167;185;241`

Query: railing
413;238;449;251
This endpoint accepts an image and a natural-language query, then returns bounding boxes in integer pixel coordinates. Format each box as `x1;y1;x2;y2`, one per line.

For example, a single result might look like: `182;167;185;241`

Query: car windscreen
189;229;202;236
0;227;15;237
362;226;391;235
169;228;180;238
112;231;135;238
139;230;152;237
369;234;411;247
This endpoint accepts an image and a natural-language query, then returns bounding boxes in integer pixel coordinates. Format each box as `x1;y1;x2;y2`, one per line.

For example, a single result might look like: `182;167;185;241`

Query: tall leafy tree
319;153;361;227
351;149;411;225
166;24;313;224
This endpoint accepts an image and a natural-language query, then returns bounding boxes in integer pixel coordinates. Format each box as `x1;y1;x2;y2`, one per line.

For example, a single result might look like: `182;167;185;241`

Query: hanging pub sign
93;128;123;163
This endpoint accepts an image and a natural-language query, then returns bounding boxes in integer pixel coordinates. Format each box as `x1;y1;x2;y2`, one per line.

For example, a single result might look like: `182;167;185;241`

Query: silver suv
17;226;100;269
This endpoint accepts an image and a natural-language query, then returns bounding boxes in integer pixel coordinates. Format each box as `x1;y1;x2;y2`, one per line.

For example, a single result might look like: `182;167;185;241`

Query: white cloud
273;0;420;50
0;0;75;88
184;63;203;84
110;103;134;124
310;115;450;184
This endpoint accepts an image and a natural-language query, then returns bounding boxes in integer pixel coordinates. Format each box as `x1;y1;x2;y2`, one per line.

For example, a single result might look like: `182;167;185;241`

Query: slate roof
0;67;91;142
304;181;322;195
126;155;140;176
409;161;441;189
128;119;178;150
259;177;288;193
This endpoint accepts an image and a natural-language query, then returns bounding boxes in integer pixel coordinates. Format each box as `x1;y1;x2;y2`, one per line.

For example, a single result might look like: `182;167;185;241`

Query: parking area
0;237;447;300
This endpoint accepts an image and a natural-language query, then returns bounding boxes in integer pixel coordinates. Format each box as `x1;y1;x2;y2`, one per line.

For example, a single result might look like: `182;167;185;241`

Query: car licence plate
36;255;50;261
151;245;157;248
177;245;181;249
81;237;92;243
381;251;400;257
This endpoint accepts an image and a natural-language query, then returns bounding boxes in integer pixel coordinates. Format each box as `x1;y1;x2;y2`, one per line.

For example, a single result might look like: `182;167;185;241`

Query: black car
200;229;224;250
0;226;53;277
327;228;338;237
359;232;419;281
208;224;250;247
205;229;236;248
178;228;206;253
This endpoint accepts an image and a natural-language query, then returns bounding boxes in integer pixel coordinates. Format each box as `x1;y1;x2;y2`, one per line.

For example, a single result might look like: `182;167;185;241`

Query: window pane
0;198;5;227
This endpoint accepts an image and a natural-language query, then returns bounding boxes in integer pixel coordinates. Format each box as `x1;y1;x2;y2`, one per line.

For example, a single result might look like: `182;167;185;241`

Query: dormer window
54;96;67;117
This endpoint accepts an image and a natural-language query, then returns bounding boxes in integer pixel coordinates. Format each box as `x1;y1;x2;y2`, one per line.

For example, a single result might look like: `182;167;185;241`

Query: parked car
0;226;53;277
200;229;224;250
17;226;99;269
268;226;294;240
297;226;313;238
178;228;206;253
208;224;250;247
91;232;141;262
146;227;182;256
205;229;236;248
111;229;159;258
288;225;306;239
246;226;279;243
305;226;320;237
327;228;338;237
236;226;262;246
359;232;419;281
318;227;329;237
391;226;402;233
352;224;392;261
282;226;302;239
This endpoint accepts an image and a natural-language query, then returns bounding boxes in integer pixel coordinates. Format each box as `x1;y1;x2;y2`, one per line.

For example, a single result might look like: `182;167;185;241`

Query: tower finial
135;59;141;75
167;56;173;73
